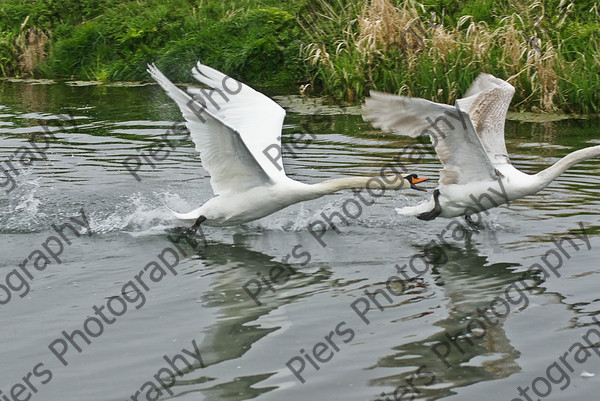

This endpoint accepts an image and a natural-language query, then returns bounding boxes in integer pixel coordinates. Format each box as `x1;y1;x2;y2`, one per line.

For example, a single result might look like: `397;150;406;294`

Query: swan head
403;174;428;191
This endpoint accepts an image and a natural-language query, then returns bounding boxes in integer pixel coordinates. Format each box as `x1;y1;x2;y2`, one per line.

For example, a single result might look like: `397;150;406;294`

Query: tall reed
301;0;599;113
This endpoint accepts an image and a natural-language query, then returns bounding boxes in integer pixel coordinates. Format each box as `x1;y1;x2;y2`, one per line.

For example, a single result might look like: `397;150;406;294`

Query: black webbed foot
166;215;208;245
417;189;442;221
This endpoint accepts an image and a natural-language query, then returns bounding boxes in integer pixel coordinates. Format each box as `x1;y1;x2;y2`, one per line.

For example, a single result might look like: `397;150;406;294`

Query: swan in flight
363;73;600;221
147;62;427;233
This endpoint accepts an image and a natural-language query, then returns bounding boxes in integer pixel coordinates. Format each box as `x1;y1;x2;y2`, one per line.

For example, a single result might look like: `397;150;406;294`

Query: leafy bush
0;0;598;112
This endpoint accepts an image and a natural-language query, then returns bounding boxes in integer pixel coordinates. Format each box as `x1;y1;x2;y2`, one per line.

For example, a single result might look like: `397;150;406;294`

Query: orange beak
408;175;428;191
411;177;429;184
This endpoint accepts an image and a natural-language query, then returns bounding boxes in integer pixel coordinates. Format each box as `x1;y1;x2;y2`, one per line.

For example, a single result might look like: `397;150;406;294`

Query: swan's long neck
311;175;408;196
534;145;600;189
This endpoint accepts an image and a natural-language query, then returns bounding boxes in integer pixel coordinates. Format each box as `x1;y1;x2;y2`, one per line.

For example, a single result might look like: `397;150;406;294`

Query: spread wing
456;73;515;164
363;91;499;186
187;62;288;180
148;63;287;195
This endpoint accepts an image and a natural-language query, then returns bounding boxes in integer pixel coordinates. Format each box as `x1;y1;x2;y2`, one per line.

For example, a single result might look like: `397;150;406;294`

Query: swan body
169;176;410;226
148;62;425;228
363;74;600;220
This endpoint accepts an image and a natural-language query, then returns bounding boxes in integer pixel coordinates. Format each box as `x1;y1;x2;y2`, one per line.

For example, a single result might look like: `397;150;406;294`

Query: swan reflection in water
367;240;535;400
165;229;538;401
164;232;332;399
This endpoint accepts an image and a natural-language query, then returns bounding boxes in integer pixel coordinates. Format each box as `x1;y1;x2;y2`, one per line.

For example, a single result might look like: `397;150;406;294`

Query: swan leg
190;215;207;233
167;216;208;245
464;214;483;231
417;189;442;221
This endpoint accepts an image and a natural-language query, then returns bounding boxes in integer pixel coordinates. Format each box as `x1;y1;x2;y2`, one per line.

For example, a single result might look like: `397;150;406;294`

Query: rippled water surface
1;79;599;401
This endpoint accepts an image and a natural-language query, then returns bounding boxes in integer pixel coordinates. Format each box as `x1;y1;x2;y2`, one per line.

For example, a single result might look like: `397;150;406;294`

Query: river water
1;78;599;401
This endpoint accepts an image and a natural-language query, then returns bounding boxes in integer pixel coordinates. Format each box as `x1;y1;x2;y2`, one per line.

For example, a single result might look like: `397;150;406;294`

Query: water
1;78;599;401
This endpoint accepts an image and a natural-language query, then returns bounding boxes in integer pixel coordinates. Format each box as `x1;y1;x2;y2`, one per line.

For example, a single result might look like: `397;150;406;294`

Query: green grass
302;0;600;113
0;0;304;85
0;0;598;113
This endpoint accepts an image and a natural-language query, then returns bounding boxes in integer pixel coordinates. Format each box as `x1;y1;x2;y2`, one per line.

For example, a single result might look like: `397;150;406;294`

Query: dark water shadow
165;233;332;400
367;241;536;401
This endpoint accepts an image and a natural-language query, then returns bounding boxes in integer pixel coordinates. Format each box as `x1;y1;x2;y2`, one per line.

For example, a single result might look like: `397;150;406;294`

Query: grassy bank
302;0;600;113
1;0;598;113
0;0;306;85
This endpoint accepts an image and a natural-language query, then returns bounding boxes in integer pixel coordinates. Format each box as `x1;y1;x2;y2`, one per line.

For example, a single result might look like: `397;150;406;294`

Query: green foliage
1;0;302;85
304;0;600;113
215;8;302;85
0;0;598;113
0;31;18;76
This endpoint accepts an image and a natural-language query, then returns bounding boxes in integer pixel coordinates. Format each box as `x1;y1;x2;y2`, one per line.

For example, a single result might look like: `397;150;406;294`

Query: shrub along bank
0;0;598;113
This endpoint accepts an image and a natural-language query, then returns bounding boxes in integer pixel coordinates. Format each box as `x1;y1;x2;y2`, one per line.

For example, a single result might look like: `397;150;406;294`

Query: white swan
147;62;427;232
363;73;600;221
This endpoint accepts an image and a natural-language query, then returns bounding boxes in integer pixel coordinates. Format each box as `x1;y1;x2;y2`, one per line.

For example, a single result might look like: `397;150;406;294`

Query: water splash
0;188;184;235
88;192;183;235
0;177;46;232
